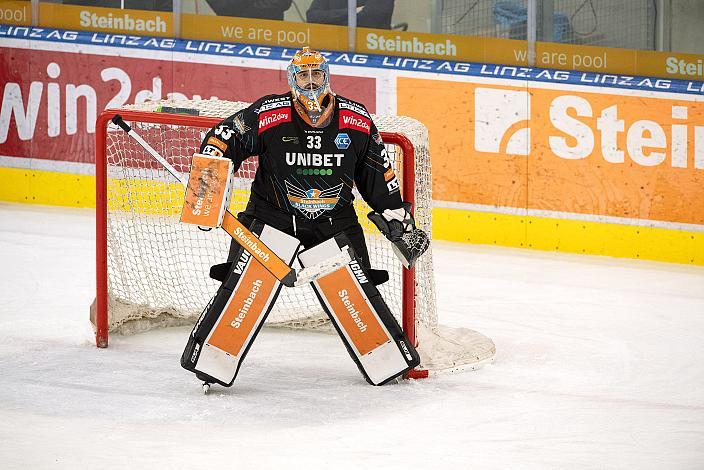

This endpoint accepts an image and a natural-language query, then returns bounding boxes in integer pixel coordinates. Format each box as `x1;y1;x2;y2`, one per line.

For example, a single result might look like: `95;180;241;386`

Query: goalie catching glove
368;202;430;268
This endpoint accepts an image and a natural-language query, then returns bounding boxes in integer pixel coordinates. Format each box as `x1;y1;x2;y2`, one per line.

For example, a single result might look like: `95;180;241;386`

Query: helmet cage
287;49;330;112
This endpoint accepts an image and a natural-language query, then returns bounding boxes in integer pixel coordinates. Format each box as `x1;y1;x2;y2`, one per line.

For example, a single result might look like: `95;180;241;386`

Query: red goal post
92;100;494;378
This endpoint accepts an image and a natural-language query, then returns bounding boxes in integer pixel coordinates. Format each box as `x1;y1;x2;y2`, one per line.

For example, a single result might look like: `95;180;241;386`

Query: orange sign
316;267;389;356
637;50;704;82
207;260;276;356
27;2;704;80
180;14;347;51
38;3;173;36
181;154;232;229
398;78;704;225
0;1;31;26
220;212;295;282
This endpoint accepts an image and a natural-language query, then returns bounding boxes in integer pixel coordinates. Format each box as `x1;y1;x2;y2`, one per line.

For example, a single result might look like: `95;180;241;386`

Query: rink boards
0;27;703;265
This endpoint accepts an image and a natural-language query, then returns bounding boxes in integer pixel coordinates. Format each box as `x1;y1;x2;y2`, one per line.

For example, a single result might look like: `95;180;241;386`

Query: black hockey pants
230;195;372;271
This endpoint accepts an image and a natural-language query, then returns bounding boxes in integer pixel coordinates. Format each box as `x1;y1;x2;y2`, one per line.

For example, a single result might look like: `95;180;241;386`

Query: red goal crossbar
93;108;423;377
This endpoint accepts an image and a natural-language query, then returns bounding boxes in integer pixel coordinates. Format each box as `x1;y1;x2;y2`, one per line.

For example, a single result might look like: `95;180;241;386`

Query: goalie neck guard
287;47;332;114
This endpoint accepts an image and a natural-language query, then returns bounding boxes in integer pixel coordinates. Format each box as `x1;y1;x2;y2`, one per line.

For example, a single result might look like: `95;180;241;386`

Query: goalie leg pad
298;234;420;385
181;220;300;386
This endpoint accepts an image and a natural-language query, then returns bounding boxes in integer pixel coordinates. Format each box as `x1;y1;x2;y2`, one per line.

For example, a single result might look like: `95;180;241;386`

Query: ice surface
1;203;703;469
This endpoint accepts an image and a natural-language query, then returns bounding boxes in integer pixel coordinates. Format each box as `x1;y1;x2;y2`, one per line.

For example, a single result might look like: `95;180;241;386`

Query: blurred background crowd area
5;1;704;54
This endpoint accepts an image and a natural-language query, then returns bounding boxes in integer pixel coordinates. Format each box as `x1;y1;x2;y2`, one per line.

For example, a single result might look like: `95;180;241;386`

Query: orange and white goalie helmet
287;47;331;112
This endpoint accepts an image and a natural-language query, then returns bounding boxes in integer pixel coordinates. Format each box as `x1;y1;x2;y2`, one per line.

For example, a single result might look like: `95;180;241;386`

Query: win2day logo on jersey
285;181;343;219
334;133;351;150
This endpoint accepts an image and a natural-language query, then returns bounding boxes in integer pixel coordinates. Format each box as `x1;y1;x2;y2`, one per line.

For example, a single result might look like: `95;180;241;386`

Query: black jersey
199;92;402;222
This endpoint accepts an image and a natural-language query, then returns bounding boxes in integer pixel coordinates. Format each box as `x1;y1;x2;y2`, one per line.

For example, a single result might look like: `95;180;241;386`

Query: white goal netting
97;99;495;374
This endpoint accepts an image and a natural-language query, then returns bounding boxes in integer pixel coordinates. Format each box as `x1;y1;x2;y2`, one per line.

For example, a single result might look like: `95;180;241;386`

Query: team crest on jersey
285;181;343;219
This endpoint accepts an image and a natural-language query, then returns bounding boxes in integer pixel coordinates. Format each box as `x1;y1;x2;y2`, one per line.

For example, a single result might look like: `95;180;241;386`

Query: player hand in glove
368;202;430;268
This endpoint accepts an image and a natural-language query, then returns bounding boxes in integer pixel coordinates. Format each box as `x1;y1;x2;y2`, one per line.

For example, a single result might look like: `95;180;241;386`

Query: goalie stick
110;114;351;287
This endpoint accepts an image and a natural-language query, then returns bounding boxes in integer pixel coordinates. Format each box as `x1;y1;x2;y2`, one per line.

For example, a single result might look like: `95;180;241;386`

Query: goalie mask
287;47;331;113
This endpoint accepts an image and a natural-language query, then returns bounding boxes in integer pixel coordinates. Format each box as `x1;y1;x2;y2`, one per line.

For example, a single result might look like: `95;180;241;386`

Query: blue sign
334;133;351;150
1;25;702;95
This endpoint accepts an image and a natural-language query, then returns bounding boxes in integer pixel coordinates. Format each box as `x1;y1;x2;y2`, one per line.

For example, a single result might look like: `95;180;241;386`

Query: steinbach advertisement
1;27;703;233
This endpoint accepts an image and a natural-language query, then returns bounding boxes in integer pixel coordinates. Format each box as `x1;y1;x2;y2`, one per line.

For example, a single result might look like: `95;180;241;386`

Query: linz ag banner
1;27;703;226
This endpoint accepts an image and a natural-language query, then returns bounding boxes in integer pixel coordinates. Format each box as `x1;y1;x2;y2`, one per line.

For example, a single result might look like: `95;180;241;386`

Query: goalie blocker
299;234;421;385
181;219;300;386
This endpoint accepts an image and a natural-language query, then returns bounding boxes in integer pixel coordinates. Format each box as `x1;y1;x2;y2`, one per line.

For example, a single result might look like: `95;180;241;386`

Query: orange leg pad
298;235;420;385
181;220;300;386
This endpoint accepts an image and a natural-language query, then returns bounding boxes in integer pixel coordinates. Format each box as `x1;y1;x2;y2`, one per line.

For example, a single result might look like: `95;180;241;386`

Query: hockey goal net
93;99;495;377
